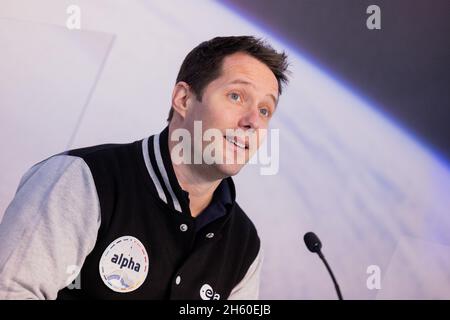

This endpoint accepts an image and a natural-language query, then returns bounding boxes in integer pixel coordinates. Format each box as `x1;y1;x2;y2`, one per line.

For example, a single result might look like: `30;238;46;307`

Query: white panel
0;17;114;217
377;237;450;299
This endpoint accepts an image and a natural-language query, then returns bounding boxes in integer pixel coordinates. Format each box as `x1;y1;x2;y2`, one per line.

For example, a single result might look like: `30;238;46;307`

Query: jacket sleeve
0;155;101;299
227;247;264;300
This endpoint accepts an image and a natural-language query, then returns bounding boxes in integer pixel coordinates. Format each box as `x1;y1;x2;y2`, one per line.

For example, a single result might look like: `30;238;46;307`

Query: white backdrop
1;0;449;299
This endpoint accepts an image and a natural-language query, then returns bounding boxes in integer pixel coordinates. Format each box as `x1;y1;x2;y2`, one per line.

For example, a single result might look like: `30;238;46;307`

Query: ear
171;81;192;120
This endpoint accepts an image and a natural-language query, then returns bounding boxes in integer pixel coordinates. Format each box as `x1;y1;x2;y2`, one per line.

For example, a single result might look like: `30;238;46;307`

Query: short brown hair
167;35;290;122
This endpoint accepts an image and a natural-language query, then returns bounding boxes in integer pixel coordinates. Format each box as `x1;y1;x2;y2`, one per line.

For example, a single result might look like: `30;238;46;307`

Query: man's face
180;52;279;178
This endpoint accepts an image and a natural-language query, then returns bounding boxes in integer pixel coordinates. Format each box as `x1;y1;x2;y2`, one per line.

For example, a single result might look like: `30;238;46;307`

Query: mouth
224;135;249;150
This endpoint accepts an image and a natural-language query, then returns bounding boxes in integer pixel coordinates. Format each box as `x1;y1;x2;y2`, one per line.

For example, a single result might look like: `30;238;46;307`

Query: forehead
209;52;279;96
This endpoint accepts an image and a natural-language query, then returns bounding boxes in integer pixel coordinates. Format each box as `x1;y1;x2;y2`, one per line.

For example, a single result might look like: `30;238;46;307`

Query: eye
228;92;242;103
259;108;270;117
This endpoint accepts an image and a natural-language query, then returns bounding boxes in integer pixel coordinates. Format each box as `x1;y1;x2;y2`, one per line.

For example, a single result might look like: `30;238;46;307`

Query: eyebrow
227;79;278;108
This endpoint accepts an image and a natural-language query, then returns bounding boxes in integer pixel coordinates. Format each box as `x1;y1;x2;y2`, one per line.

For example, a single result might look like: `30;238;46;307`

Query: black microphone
303;232;343;300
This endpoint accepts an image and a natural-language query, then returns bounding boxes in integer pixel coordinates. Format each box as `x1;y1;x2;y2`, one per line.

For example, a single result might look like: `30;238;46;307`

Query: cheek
202;98;235;126
187;100;214;124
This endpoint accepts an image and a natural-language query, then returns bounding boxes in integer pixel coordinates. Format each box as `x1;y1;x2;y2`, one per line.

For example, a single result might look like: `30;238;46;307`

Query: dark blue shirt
194;179;233;232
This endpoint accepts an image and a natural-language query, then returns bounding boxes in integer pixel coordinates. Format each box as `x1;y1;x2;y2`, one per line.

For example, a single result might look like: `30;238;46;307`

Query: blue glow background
0;0;449;299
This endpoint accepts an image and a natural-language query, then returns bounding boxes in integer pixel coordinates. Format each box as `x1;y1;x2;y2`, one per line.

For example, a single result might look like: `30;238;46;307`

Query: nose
238;107;261;130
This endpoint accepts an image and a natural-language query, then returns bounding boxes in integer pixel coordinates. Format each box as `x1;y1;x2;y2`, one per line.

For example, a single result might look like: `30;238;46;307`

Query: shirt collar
194;178;233;231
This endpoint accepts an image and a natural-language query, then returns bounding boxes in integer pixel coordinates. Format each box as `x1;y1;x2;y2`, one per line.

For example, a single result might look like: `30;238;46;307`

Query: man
0;36;289;299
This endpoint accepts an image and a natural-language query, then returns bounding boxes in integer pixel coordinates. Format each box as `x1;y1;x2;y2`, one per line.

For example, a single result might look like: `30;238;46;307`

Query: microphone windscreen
304;232;322;253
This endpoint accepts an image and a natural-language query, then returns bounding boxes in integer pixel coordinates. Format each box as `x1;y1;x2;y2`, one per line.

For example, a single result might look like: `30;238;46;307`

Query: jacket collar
142;126;237;216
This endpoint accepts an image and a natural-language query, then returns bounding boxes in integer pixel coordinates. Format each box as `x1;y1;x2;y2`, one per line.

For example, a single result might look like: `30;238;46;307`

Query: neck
168;124;222;218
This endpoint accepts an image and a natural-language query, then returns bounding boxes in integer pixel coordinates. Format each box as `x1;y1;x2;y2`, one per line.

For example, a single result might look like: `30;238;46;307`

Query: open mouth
224;135;248;150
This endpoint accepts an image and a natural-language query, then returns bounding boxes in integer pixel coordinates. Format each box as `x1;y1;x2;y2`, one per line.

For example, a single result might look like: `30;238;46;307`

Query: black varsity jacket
56;126;261;299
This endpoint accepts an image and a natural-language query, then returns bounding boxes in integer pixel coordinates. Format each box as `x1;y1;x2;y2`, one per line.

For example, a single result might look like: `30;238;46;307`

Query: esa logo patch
99;236;149;293
200;284;220;300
